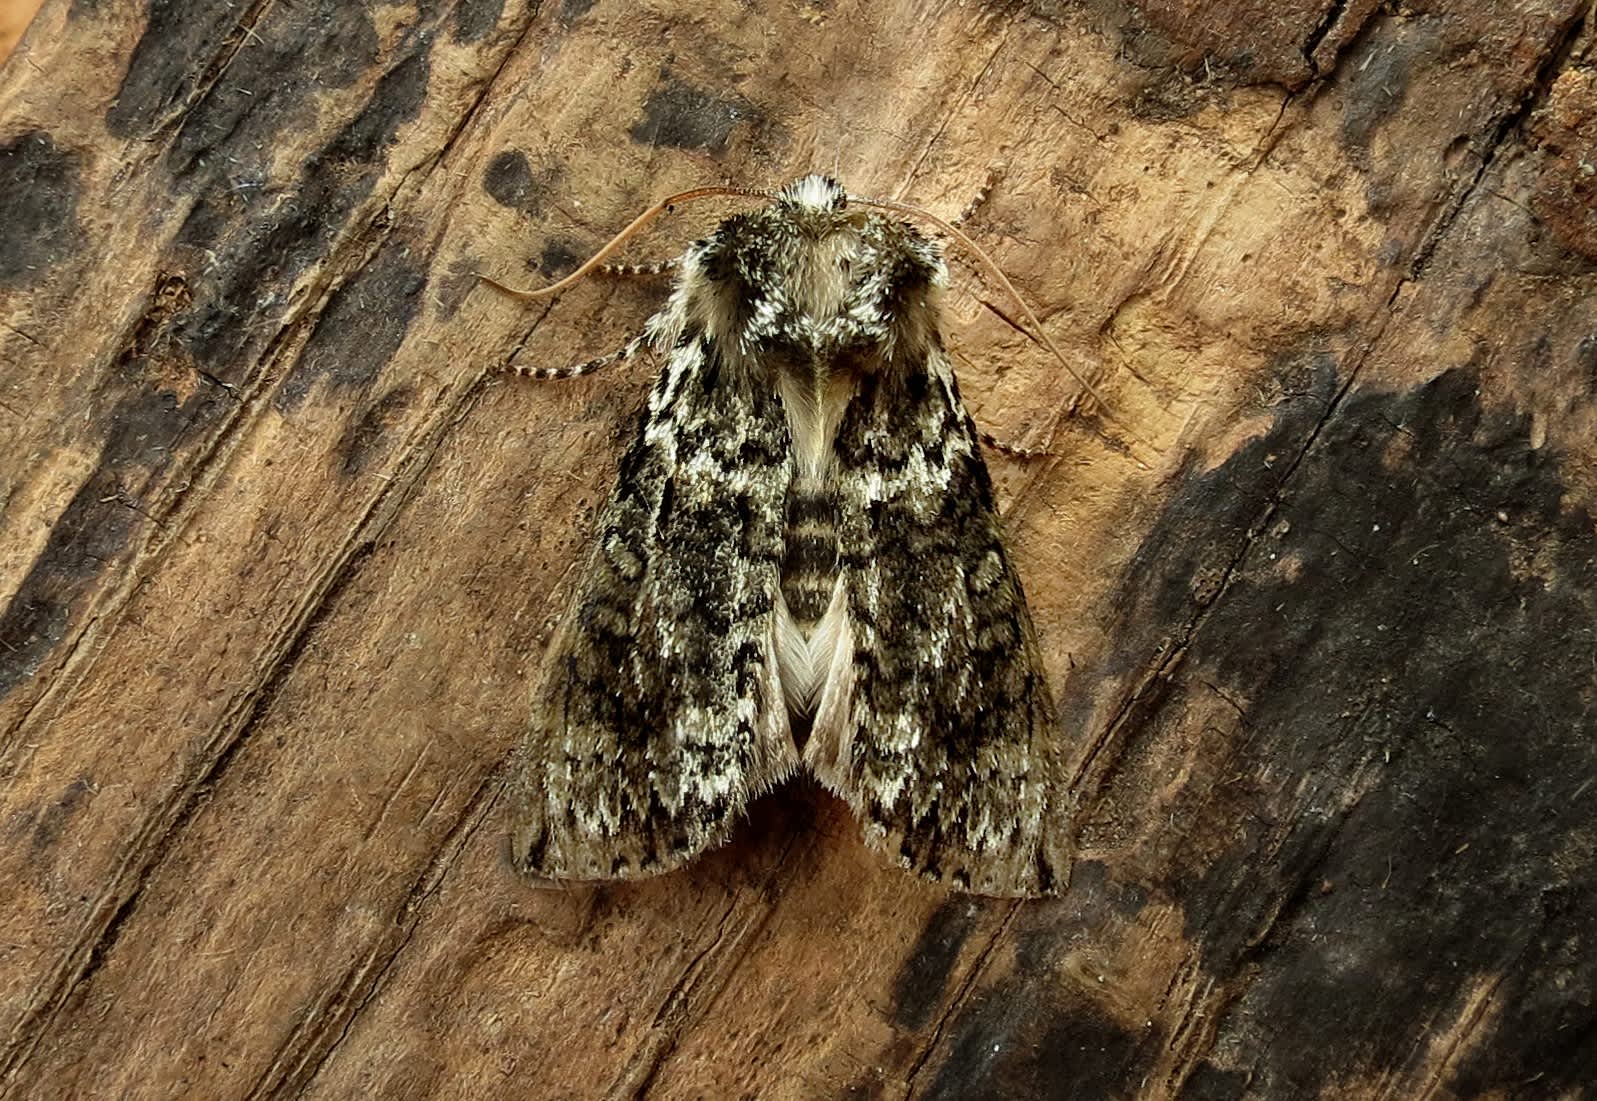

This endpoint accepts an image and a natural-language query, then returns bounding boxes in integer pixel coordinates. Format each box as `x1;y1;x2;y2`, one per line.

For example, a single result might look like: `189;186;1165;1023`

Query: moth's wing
509;338;799;880
806;345;1073;897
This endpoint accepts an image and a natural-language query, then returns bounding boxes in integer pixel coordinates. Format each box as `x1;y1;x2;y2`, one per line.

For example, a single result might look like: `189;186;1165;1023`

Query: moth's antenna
479;184;769;301
851;190;1147;455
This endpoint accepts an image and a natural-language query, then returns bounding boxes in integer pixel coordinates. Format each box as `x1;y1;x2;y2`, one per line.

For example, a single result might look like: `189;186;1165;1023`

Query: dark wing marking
807;343;1073;897
509;337;799;880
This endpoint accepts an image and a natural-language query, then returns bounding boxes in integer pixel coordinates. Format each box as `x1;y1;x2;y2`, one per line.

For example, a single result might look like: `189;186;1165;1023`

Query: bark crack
900;902;1022;1100
249;760;506;1098
1302;0;1350;78
1408;4;1590;281
610;834;806;1101
0;343;496;1089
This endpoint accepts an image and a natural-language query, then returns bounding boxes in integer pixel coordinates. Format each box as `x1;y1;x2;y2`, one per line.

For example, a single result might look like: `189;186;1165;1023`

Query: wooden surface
0;0;42;63
2;1;1595;1097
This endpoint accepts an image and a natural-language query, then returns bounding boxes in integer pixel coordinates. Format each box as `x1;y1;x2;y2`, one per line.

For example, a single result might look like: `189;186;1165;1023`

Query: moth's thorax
655;177;948;374
645;177;950;482
787;227;863;324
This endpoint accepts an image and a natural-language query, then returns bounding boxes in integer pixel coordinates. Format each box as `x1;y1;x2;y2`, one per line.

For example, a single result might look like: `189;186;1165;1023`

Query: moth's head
772;175;857;242
774;175;848;215
671;173;944;362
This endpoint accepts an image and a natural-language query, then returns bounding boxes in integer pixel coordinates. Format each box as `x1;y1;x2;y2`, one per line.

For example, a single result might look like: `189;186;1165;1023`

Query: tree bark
1;1;1594;1097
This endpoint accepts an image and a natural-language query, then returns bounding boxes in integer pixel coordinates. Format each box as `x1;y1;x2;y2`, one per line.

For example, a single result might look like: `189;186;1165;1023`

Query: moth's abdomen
779;483;840;629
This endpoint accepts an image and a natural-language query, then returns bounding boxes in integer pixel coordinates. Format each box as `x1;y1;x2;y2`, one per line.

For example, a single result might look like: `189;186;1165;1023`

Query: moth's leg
954;163;1007;226
951;346;1054;459
595;258;679;279
943;164;1006;284
507;334;646;381
500;260;670;380
978;428;1053;460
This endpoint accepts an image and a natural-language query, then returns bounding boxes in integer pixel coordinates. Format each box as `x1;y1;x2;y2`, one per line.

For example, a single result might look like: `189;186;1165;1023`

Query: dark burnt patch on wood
629;77;761;154
1118;0;1377;90
1083;340;1341;702
1335;16;1420;155
164;6;383;180
538;239;581;279
106;0;273;139
482;149;562;215
1136;368;1597;1094
336;386;417;476
0;266;230;700
452;0;504;43
921;979;1152;1101
168;47;430;375
1181;1062;1251;1100
277;238;428;412
1034;860;1149;931
0;376;225;696
0;130;81;287
891;898;984;1030
1055;0;1377;111
24;777;96;853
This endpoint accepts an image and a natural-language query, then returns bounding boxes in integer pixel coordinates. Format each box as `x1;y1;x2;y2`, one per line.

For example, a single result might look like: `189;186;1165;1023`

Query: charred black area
275;237;429;413
452;0;504;42
0;380;222;696
336;386;417;476
921;982;1149;1101
891;898;984;1030
20;777;97;853
0;129;81;287
2;5;446;703
106;0;269;139
1108;365;1597;1095
1088;342;1340;704
538;239;582;279
164;29;431;375
482;149;562;215
885;865;1165;1097
628;77;761;154
1181;1063;1251;1101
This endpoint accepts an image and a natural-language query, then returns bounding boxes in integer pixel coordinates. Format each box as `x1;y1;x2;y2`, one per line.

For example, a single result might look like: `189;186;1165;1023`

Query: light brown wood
2;1;1594;1097
0;0;40;63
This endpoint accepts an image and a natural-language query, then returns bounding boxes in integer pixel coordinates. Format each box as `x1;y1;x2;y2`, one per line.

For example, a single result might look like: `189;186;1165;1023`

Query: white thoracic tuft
779;174;845;211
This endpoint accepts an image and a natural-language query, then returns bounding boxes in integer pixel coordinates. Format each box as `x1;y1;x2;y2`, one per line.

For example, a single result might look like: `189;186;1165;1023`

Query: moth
501;175;1076;896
